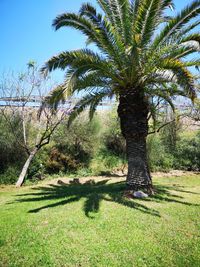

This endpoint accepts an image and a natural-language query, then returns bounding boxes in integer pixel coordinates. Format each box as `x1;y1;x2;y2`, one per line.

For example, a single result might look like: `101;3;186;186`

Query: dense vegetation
0;109;199;185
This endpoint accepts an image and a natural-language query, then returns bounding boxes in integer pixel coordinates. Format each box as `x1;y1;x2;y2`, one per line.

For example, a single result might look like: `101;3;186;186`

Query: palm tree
41;0;200;194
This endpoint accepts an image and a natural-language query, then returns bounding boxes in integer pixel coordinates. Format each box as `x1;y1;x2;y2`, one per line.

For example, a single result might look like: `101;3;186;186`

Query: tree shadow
143;184;200;206
11;179;199;218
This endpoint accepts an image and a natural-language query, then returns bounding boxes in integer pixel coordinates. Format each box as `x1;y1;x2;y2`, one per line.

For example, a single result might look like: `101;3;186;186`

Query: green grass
0;174;200;267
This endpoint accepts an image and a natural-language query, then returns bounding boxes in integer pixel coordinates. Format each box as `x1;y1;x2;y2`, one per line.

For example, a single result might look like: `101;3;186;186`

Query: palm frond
146;83;189;98
159;59;196;100
161;0;175;11
79;3;126;68
52;12;96;38
153;0;200;48
98;0;132;45
52;12;121;59
89;90;114;120
64;69;112;97
182;59;200;67
41;50;77;73
40;71;113;113
130;0;140;24
41;84;68;111
114;0;132;44
41;49;116;80
67;88;112;126
179;33;200;51
148;69;177;84
151;38;199;62
146;87;176;111
134;0;163;47
156;93;176;112
179;20;200;36
96;0;118;28
164;45;199;60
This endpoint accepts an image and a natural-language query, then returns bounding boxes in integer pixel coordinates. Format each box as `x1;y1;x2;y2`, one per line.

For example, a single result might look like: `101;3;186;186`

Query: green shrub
45;148;80;173
0;114;27;184
26;144;56;180
102;110;126;158
46;114;101;174
27;157;45;180
147;134;174;171
90;148;124;176
0;166;20;184
174;131;200;171
75;167;93;177
0;114;26;173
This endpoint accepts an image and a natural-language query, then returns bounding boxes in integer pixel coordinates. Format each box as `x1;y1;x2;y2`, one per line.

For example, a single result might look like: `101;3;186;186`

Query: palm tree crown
42;0;199;118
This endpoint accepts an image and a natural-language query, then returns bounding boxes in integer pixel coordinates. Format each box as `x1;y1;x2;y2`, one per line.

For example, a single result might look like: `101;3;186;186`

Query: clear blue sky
0;0;195;81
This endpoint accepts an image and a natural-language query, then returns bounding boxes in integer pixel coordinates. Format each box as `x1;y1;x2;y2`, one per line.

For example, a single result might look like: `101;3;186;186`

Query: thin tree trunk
117;90;153;193
16;148;38;187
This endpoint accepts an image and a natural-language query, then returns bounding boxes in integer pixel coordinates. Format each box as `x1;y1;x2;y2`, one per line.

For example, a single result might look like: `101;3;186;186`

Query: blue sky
0;0;195;81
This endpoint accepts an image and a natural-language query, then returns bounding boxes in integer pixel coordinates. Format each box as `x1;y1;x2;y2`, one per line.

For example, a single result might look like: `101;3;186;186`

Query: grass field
0;174;200;267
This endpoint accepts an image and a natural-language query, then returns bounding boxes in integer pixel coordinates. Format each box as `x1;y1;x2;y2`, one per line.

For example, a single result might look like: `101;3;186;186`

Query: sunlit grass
0;174;200;267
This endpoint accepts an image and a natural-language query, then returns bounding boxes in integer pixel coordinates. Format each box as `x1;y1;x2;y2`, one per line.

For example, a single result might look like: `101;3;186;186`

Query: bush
90;149;125;176
102;110;126;158
0;166;20;184
88;109;126;175
174;132;200;171
147;130;200;172
27;155;45;180
147;134;174;171
0;113;27;184
0;114;26;173
45;148;80;173
46;114;101;174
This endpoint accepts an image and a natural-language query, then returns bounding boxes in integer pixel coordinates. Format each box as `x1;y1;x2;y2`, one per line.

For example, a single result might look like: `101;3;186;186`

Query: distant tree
0;63;68;187
42;0;200;195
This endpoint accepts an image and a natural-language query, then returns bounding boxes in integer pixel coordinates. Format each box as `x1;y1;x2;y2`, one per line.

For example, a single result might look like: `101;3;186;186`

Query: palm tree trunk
16;148;38;187
118;90;153;193
126;136;152;191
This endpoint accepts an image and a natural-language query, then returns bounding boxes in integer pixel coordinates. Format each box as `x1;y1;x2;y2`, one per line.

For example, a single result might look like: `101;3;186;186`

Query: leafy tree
41;0;200;194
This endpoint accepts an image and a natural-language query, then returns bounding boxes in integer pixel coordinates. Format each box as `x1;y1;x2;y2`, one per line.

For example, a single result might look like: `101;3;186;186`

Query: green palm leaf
67;88;113;126
153;0;200;48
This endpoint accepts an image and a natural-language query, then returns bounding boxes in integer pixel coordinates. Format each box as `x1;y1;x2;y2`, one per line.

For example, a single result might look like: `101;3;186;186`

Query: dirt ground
47;170;200;187
0;170;199;190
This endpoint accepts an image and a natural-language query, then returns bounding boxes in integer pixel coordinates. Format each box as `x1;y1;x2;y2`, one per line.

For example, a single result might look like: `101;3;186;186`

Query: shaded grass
0;175;200;267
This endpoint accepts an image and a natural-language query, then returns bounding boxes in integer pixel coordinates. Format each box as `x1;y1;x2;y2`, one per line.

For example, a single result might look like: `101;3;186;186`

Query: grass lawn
0;174;200;267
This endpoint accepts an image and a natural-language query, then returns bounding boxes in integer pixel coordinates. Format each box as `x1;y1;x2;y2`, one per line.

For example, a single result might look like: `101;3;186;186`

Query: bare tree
147;92;200;136
0;63;69;187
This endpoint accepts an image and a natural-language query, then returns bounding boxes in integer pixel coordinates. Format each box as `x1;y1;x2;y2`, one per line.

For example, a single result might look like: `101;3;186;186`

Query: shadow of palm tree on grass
13;179;199;218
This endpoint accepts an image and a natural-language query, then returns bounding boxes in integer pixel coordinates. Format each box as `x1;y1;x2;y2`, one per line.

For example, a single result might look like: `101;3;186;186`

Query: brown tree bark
126;136;152;191
118;89;153;193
